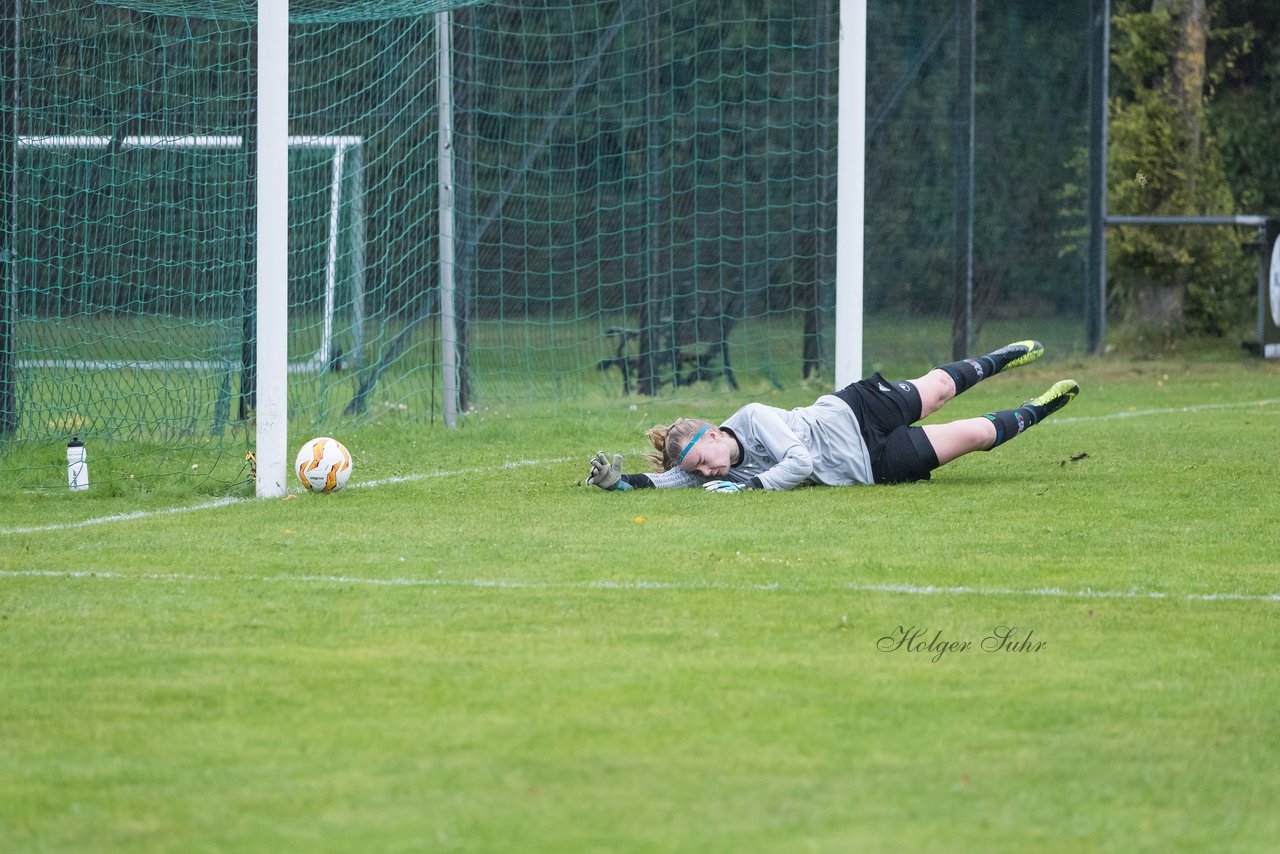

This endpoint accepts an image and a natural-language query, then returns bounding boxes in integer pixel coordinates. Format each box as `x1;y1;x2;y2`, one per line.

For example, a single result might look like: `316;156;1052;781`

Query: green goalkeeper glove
586;452;632;491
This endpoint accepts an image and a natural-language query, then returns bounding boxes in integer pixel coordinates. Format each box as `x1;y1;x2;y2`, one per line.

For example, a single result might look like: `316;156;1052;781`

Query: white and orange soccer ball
294;436;352;493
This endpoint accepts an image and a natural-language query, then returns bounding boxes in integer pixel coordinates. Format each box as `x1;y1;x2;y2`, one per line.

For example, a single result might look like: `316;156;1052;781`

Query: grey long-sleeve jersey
635;395;874;491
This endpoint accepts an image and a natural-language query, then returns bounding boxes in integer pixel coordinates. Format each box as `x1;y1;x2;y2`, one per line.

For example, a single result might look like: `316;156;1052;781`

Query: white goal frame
16;132;366;376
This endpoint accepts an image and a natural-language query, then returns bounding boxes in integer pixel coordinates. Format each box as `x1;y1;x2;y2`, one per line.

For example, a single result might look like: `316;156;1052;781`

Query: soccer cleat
992;339;1044;370
1025;379;1079;421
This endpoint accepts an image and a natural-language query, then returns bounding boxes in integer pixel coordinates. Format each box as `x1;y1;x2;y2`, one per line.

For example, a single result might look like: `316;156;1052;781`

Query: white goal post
16;132;366;376
836;0;866;387
256;0;289;497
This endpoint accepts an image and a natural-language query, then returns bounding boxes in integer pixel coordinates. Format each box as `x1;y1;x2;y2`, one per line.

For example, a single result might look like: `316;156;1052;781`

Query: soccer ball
295;436;352;493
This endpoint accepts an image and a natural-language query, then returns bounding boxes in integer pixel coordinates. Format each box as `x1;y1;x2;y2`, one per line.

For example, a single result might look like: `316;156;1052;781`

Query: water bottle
67;437;89;491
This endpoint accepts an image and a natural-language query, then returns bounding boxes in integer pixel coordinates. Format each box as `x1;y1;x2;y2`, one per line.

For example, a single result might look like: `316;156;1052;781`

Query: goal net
0;0;1090;493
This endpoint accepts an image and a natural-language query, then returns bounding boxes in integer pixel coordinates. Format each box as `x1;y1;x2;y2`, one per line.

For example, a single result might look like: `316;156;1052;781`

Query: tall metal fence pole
1086;0;1110;354
0;0;18;439
952;0;975;361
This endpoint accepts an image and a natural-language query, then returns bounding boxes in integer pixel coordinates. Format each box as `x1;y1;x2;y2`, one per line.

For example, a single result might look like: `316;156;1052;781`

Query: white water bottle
67;438;89;491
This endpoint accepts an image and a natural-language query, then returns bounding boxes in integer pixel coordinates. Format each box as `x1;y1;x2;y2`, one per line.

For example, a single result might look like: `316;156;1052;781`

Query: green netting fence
0;0;1092;493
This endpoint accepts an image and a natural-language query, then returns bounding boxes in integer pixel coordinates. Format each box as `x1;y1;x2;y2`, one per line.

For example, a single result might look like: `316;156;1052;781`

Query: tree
1211;0;1280;214
1107;0;1253;335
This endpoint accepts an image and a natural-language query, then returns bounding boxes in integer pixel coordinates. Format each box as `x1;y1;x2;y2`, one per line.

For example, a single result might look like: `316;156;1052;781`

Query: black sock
983;404;1039;448
937;356;995;395
939;343;1030;396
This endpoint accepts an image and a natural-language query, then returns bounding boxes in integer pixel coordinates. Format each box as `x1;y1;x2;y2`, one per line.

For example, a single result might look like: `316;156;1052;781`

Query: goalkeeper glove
586;451;632;491
704;480;747;494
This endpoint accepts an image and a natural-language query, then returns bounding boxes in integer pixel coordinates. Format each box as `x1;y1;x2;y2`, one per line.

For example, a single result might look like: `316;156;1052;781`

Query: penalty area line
1049;397;1279;425
2;569;1279;604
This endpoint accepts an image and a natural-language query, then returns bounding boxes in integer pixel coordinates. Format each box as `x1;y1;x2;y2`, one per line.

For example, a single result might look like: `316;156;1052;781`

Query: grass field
2;345;1279;852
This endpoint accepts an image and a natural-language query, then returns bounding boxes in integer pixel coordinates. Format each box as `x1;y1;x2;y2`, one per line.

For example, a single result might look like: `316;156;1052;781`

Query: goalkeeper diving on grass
585;340;1078;493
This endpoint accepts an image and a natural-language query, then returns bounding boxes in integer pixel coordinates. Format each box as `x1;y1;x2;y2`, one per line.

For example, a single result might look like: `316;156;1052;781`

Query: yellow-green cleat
993;339;1044;370
1026;379;1079;420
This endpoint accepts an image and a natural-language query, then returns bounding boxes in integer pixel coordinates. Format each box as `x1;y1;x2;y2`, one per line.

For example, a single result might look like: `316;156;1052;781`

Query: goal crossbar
17;134;362;149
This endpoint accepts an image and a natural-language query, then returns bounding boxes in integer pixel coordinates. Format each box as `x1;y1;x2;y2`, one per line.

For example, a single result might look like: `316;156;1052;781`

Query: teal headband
675;425;711;466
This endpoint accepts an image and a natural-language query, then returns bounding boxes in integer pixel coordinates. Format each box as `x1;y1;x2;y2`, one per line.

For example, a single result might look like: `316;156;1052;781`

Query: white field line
2;569;1278;604
1048;397;1278;425
0;457;573;536
1;396;1274;538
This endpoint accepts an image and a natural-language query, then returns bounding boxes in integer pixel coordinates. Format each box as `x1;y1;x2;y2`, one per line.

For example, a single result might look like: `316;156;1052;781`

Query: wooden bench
597;320;738;395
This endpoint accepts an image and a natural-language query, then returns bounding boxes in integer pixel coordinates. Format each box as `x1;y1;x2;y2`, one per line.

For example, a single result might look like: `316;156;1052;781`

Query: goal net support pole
436;10;459;429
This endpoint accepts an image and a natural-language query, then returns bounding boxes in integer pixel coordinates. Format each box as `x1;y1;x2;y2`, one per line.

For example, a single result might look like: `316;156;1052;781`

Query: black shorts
834;372;940;484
